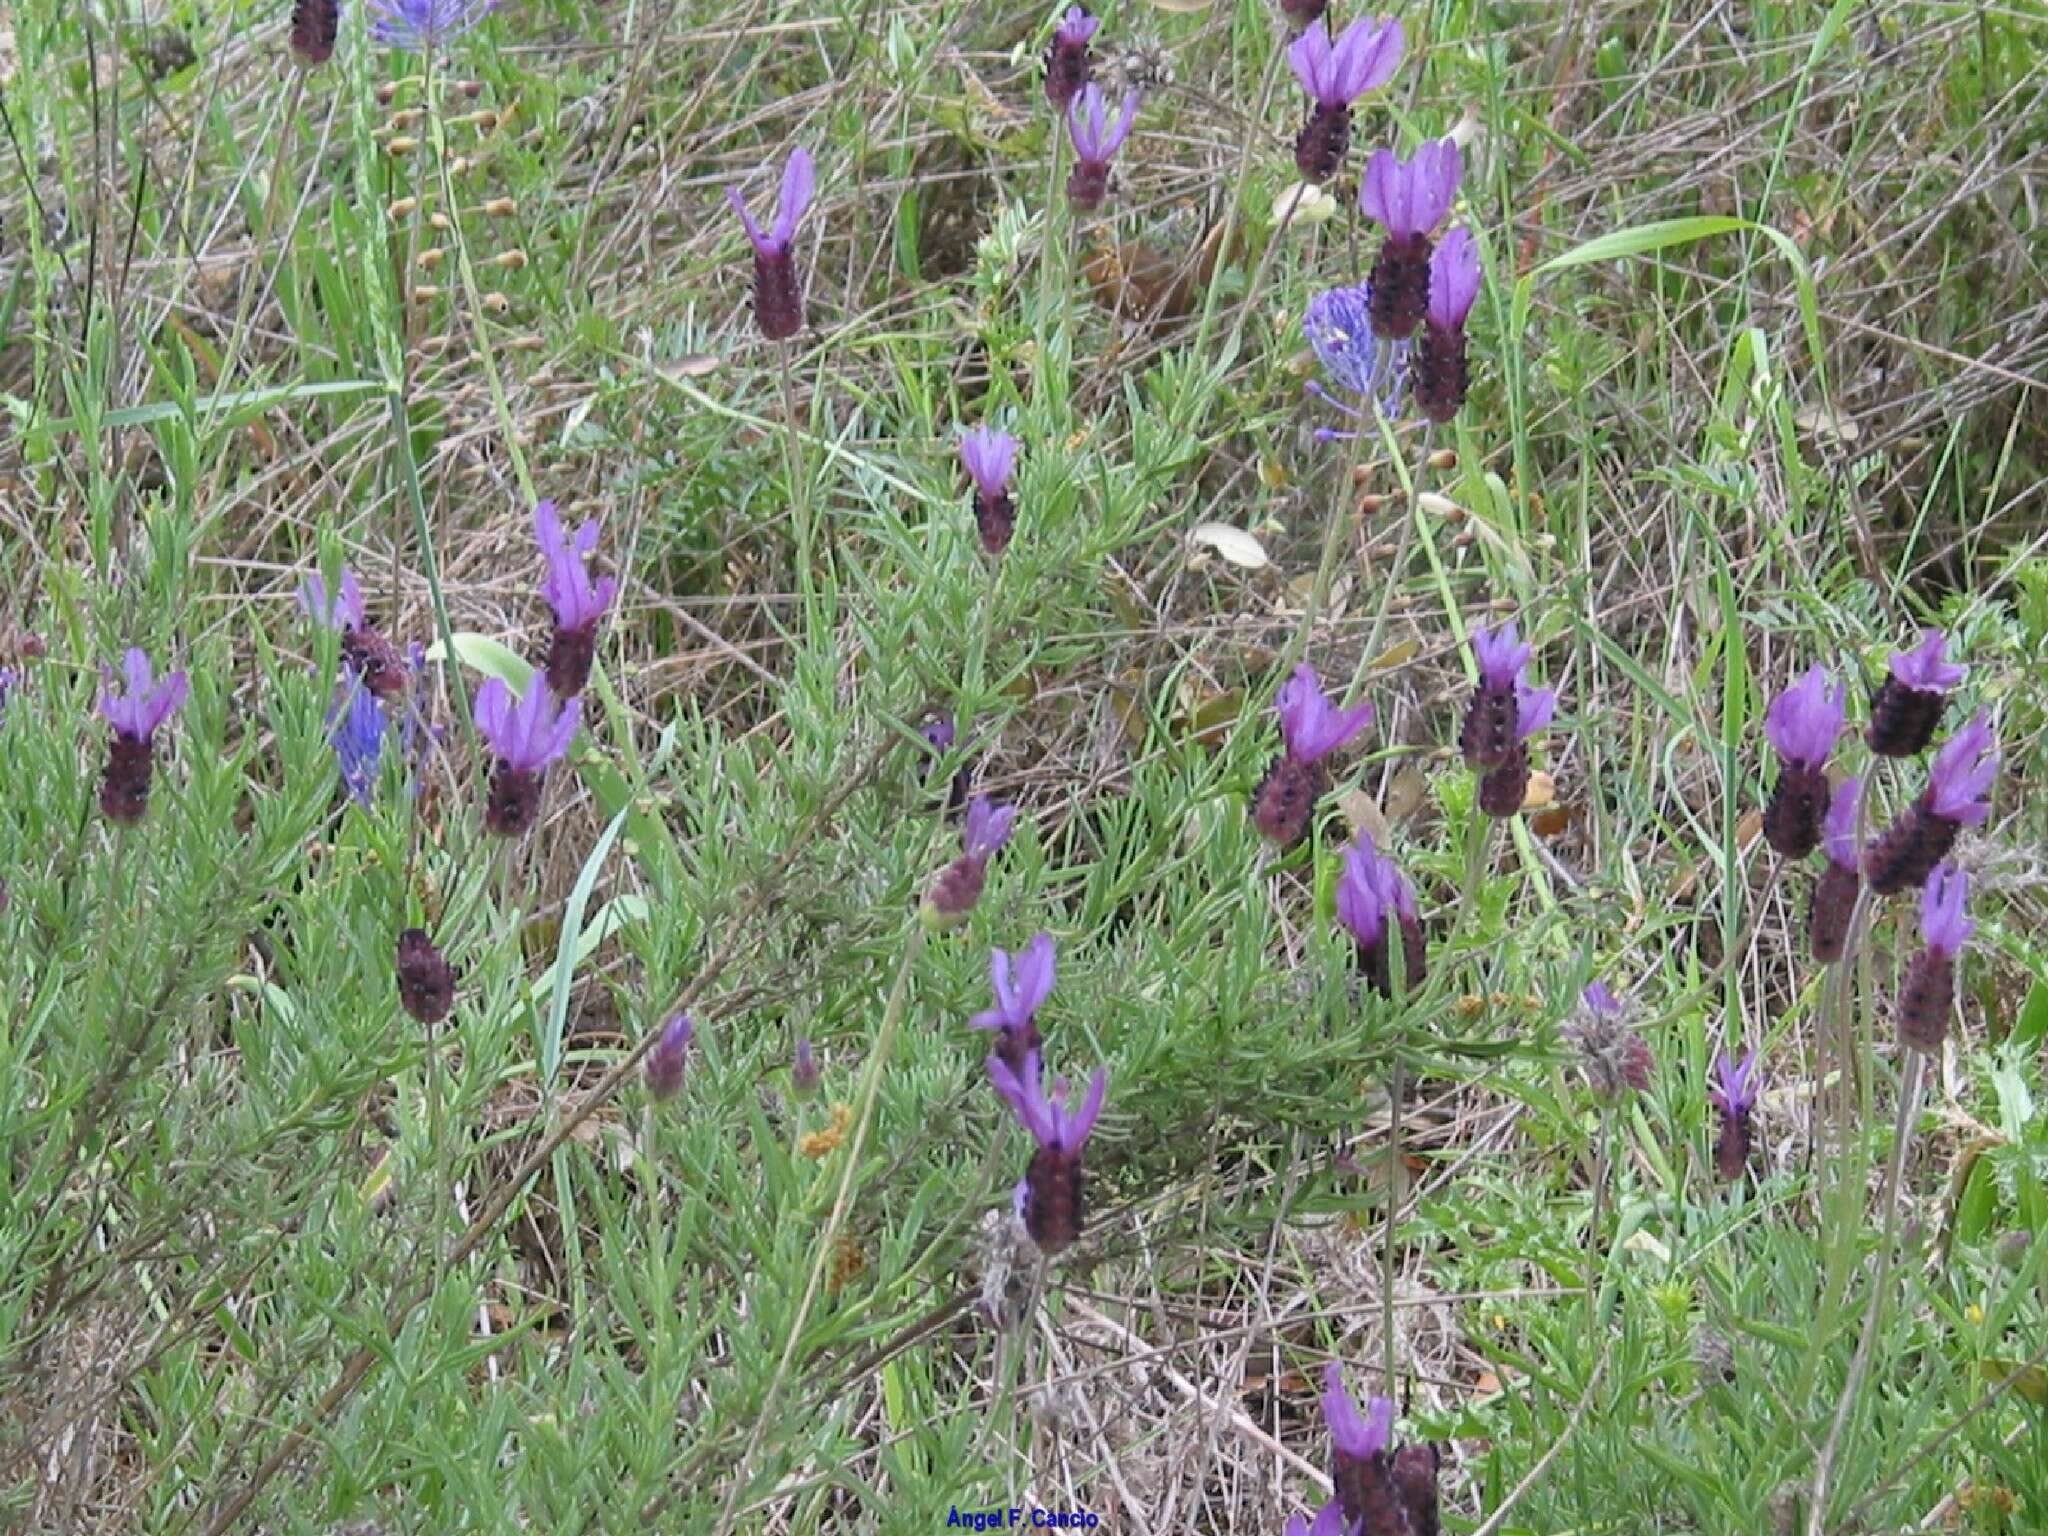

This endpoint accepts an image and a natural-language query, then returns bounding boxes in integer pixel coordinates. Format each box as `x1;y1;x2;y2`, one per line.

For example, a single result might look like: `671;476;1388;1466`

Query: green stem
713;924;931;1536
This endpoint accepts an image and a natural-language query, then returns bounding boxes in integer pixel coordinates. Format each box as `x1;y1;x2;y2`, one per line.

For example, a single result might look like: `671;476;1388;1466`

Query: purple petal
1919;863;1974;956
1427;226;1483;330
1823;776;1862;868
1063;1066;1107;1148
1471;623;1529;690
772;147;816;250
1359;148;1397;227
1890;629;1965;692
727;185;771;255
1515;684;1558;742
1287;20;1334;102
1928;710;1997;825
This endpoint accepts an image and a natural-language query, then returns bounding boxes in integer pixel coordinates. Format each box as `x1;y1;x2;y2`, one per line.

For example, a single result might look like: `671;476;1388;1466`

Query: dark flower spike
366;0;495;51
1566;980;1654;1100
924;795;1019;926
535;500;617;697
1391;1442;1444;1536
301;565;408;699
1254;663;1374;846
395;927;456;1025
1360;138;1461;341
1863;710;1997;894
290;0;339;67
988;1049;1107;1254
1809;777;1862;964
970;931;1055;1076
645;1013;694;1101
1288;16;1403;182
1322;1363;1404;1533
1760;665;1845;859
960;426;1020;556
791;1036;820;1096
1460;621;1531;771
1304;283;1399;440
1477;679;1556;819
331;676;388;805
1868;629;1965;758
1278;0;1328;31
474;673;581;837
1065;85;1140;212
728;147;815;342
1709;1048;1759;1183
1897;863;1973;1054
97;648;190;825
1413;226;1481;424
1337;831;1425;998
1044;5;1098;111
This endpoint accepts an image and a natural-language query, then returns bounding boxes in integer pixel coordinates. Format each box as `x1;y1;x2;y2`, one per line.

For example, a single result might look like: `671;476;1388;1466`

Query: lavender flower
791;1036;820;1096
1281;1504;1348;1536
1863;711;1997;894
728;147;815;341
1459;621;1531;771
1565;981;1654;1101
1867;629;1964;758
970;932;1055;1076
1303;282;1393;440
301;566;408;700
1478;679;1557;819
1336;831;1425;999
290;0;338;66
366;0;494;51
1392;1442;1444;1536
1044;5;1098;111
1708;1048;1759;1183
1413;227;1481;424
1810;777;1862;964
1253;663;1374;846
960;426;1020;556
331;676;388;805
987;1049;1106;1254
1897;864;1973;1054
924;795;1019;926
919;710;970;814
645;1013;694;1101
97;648;190;825
1288;17;1403;182
474;673;581;837
1065;85;1139;212
396;927;456;1026
1322;1363;1403;1530
1360;138;1461;340
535;500;616;697
1760;665;1845;859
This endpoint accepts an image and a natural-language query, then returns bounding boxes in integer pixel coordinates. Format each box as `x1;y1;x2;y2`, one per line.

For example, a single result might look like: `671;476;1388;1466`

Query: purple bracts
1761;665;1845;859
970;932;1055;1076
1336;832;1425;999
1288;17;1403;182
535;500;616;697
645;1013;694;1100
1809;777;1862;964
1322;1363;1406;1533
988;1050;1106;1254
1413;228;1481;423
1863;712;1996;894
475;673;580;837
1360;139;1461;341
1709;1048;1759;1182
1868;630;1964;758
1044;5;1097;110
1254;664;1374;846
97;648;190;824
1898;864;1972;1053
1460;621;1530;770
728;148;815;341
960;426;1020;556
1066;85;1139;211
926;795;1019;923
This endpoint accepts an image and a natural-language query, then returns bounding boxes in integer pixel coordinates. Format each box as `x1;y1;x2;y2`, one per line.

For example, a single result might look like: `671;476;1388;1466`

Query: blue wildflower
330;676;388;805
1304;284;1398;439
366;0;495;51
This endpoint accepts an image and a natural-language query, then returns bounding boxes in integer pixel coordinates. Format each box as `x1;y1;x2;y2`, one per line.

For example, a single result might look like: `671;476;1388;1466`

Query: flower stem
1808;1050;1924;1535
713;924;930;1536
778;343;812;595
